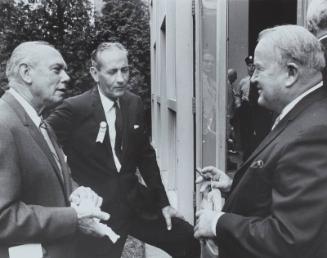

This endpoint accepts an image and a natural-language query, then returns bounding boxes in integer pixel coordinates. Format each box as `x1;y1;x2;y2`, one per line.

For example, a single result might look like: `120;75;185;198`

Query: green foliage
0;0;151;110
0;0;96;95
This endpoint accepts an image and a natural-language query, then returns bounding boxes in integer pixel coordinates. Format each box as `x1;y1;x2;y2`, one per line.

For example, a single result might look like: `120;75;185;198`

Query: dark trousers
76;215;200;258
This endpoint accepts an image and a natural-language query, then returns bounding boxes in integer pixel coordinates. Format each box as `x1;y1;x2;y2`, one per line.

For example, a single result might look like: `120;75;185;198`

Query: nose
116;70;124;84
61;70;70;83
250;70;257;84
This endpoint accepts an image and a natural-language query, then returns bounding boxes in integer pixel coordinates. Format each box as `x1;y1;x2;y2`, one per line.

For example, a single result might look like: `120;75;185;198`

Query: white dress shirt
98;87;121;172
8;88;63;177
8;88;41;127
271;81;323;130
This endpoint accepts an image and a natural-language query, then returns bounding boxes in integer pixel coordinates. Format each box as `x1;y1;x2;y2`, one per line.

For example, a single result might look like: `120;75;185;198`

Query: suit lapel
45;121;71;202
227;87;327;206
119;93;130;165
91;88;114;158
2;92;67;198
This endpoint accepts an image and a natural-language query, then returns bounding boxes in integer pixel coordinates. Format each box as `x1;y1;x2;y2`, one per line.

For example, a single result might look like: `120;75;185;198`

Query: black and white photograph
0;0;327;258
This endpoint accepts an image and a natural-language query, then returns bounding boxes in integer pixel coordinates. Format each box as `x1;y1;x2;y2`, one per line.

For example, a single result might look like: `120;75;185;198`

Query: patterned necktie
114;100;123;163
39;119;63;179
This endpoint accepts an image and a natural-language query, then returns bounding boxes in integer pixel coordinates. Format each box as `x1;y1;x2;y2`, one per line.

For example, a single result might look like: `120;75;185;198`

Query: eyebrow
50;63;67;70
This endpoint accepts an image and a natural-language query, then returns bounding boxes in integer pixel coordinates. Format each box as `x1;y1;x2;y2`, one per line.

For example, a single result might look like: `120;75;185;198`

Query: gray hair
306;0;327;36
6;41;54;82
258;25;325;72
91;42;128;69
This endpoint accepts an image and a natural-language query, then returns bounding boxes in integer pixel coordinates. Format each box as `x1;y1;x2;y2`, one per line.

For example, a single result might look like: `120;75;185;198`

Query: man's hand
194;209;223;239
162;206;184;231
71;188;110;237
71;202;110;237
77;217;108;237
196;166;233;192
70;186;103;208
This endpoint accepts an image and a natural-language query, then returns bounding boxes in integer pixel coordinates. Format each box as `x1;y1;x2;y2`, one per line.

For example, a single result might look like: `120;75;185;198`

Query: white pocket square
133;124;140;129
250;160;264;168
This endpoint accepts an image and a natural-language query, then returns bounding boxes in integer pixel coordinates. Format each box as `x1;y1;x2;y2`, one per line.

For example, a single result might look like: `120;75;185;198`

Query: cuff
212;211;225;236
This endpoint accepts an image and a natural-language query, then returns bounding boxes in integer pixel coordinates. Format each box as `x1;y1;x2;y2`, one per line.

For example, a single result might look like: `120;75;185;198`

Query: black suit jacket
47;88;169;231
319;36;327;85
216;87;327;258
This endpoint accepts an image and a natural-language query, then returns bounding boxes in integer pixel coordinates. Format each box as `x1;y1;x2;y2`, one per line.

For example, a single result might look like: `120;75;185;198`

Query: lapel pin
96;121;107;143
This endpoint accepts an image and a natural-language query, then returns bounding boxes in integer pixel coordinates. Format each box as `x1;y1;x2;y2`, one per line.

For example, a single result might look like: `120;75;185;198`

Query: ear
89;66;99;83
18;63;32;84
285;62;299;88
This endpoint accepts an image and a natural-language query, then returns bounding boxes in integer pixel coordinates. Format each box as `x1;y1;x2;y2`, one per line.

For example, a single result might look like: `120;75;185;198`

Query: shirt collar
98;86;120;113
8;87;42;127
319;34;327;41
278;81;323;122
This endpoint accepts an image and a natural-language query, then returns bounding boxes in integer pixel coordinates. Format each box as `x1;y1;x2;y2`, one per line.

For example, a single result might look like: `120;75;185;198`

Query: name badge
96;121;107;143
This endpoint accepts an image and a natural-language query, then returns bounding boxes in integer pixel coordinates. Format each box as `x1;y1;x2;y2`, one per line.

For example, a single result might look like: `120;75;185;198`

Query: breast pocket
244;167;273;213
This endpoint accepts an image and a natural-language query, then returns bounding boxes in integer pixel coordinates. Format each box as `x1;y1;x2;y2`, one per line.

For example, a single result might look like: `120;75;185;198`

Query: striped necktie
39;119;63;179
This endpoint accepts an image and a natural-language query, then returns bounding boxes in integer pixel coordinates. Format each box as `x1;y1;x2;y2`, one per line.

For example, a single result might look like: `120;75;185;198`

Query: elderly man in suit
0;41;110;258
195;25;327;258
47;42;200;258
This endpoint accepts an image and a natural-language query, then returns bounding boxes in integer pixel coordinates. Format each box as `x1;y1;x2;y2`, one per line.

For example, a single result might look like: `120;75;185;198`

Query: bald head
258;25;325;72
6;41;58;83
6;41;70;113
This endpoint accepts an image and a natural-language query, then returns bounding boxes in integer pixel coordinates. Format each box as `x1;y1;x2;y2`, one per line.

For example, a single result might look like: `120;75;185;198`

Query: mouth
56;88;67;94
114;86;126;91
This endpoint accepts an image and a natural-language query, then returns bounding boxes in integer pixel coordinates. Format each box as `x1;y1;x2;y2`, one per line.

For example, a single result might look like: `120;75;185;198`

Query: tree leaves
0;0;151;113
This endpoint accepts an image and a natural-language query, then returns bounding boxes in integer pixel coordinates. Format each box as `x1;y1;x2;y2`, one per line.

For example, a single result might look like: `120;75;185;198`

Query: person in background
235;56;255;160
307;0;327;84
195;25;327;258
226;68;238;170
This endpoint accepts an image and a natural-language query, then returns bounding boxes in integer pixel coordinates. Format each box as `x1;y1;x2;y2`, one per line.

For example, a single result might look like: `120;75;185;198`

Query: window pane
201;0;217;167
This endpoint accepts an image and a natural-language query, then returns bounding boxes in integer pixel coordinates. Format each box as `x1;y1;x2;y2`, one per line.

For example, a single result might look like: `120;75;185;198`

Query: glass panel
226;0;297;173
201;0;217;167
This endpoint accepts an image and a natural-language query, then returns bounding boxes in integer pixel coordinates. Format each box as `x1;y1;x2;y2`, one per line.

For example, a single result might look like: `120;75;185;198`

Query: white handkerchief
97;223;120;243
9;243;43;258
133;124;140;129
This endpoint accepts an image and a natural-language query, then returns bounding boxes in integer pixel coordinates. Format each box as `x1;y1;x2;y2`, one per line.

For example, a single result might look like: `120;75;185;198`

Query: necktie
114;100;123;163
39;119;63;179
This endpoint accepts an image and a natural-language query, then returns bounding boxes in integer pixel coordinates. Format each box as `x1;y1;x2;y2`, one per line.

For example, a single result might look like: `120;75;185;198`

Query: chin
114;91;126;98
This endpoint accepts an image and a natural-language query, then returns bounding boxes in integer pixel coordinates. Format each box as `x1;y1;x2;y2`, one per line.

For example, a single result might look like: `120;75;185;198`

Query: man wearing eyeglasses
47;42;200;258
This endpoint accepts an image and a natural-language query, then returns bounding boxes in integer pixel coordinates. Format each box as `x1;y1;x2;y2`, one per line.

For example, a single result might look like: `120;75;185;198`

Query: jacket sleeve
0;125;77;245
135;97;170;209
216;125;327;258
47;100;74;149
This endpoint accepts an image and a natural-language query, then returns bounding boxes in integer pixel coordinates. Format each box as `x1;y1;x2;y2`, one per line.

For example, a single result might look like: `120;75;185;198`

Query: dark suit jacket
216;87;327;258
47;88;169;232
319;36;327;86
0;92;78;258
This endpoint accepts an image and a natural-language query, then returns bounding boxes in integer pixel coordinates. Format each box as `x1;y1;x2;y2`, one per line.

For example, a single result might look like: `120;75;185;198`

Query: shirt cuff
212;211;225;236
